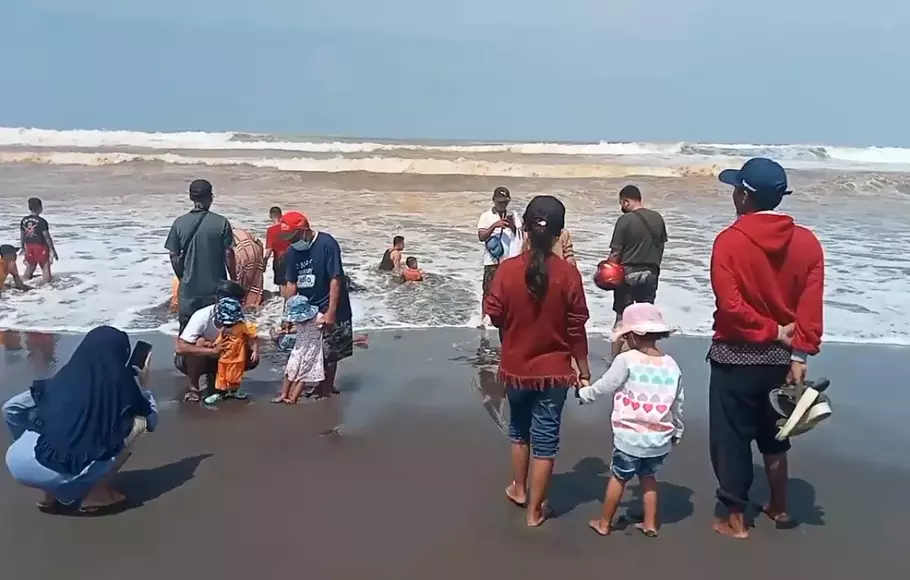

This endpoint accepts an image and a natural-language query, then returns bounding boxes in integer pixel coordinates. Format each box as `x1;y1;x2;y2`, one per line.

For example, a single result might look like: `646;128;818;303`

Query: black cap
492;186;511;201
0;244;19;257
189;179;213;198
524;195;565;234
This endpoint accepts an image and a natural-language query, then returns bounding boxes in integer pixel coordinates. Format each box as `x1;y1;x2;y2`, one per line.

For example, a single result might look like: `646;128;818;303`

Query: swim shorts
23;243;49;267
323;318;354;364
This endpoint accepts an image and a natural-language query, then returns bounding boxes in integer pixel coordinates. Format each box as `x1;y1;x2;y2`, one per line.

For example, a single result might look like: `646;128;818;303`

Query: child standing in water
577;303;684;538
205;297;258;406
272;295;325;404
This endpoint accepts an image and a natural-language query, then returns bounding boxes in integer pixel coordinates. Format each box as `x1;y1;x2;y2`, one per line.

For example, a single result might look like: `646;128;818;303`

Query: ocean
1;126;909;344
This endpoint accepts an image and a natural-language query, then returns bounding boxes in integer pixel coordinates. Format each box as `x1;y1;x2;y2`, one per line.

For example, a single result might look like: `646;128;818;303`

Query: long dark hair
523;196;566;303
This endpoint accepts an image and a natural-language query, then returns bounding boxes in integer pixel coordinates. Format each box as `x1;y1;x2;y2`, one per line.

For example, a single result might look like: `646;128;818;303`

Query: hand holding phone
128;341;153;370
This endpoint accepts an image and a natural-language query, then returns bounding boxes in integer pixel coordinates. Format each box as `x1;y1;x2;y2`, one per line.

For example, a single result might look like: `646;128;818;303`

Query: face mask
292;238;314;251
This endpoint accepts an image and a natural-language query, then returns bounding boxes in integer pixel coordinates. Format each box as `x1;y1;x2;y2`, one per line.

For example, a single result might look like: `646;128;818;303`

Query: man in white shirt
174;280;259;402
477;186;524;325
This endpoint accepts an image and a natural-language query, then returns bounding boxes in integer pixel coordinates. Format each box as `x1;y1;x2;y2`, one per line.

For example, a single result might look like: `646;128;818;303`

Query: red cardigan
484;254;590;389
710;212;824;355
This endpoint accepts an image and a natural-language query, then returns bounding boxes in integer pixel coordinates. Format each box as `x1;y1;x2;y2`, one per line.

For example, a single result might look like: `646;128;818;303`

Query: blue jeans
507;387;568;459
610;448;667;482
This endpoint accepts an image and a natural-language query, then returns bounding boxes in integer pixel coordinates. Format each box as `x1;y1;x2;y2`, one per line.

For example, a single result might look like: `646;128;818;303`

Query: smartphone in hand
128;341;153;370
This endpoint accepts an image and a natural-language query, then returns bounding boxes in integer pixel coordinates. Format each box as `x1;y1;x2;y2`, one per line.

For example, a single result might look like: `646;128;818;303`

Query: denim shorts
507;387;568;459
610;448;667;482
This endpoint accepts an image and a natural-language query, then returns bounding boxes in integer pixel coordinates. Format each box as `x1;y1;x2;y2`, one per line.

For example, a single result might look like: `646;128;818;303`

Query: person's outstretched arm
670;375;684;442
578;354;629;403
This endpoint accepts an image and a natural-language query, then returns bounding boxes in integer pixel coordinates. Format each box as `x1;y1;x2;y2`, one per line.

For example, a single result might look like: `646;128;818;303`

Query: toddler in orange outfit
204;297;258;406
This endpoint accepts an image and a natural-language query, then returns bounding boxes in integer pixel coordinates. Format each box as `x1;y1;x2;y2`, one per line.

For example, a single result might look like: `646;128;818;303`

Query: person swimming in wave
379;236;405;272
401;256;424;282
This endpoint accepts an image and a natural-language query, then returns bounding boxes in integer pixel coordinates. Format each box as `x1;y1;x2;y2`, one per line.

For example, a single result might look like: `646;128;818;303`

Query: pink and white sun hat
612;302;675;342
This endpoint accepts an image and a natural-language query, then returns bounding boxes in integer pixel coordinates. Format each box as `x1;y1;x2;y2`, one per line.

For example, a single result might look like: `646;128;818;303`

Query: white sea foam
3;126;910;172
1;128;910;345
0;150;720;179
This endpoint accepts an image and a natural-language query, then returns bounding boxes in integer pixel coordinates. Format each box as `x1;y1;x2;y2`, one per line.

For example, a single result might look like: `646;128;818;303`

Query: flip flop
634;522;659;538
762;507;798;530
183;390;201;403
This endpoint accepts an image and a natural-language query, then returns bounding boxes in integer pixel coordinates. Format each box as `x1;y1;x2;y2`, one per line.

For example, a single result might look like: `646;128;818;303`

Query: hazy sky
1;0;907;145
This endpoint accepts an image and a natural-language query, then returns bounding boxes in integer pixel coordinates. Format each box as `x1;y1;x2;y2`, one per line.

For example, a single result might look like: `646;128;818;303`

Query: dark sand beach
1;328;908;579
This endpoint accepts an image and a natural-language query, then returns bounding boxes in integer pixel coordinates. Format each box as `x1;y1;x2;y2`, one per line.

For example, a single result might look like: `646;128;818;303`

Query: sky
1;0;908;145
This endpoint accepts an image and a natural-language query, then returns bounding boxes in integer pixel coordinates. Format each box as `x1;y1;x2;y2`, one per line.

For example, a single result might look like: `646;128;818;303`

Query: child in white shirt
578;303;684;538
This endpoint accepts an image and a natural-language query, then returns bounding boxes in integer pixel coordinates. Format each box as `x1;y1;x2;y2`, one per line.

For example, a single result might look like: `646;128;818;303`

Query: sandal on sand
271;395;286;404
225;390;250;400
634;522;659;538
762;507;798;530
183;389;201;403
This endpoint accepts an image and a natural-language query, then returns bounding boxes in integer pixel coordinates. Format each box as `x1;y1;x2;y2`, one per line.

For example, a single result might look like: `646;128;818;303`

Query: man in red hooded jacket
708;158;824;540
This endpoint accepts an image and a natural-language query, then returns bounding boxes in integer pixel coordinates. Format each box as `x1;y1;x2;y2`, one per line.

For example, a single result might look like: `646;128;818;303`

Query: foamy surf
3;126;910;172
1;127;910;345
0;150;721;179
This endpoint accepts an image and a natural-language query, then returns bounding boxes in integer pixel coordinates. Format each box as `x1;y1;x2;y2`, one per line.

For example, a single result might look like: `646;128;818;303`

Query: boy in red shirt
264;206;291;288
708;158;824;540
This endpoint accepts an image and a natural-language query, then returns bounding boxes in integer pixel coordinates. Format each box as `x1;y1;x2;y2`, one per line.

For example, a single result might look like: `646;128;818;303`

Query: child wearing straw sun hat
577;302;684;538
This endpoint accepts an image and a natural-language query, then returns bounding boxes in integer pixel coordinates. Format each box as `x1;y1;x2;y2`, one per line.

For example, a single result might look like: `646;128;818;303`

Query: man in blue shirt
281;211;353;399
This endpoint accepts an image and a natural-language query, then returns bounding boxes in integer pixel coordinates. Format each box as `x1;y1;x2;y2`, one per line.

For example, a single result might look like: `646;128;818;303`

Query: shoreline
1;327;908;577
3;325;910;349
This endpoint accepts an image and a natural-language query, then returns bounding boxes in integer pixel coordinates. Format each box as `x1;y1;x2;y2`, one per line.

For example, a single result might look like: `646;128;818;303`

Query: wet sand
1;328;908;579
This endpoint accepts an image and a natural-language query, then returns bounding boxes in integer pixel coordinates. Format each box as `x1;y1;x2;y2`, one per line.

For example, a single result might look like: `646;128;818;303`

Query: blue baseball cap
718;158;792;199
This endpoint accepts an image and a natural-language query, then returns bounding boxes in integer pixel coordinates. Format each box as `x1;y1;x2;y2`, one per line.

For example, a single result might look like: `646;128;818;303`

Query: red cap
279;211;309;233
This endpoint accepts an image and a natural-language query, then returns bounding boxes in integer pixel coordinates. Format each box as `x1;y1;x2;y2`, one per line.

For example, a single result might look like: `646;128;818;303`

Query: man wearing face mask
281;212;354;399
606;185;668;358
708;158;824;540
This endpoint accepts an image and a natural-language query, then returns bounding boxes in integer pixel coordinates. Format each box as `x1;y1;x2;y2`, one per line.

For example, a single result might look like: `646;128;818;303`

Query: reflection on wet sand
0;329;56;377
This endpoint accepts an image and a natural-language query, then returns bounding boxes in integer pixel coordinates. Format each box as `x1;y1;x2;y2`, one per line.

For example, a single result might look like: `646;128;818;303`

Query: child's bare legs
40;262;52;284
272;377;292;403
635;475;660;536
589;475;627;535
286;380;306;403
505;441;530;506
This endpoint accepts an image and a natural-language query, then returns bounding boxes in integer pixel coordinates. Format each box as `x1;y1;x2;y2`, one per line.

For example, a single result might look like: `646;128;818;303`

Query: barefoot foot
634;522;659;538
505;482;527;507
527;503;552;527
713;519;749;539
588;519;611;536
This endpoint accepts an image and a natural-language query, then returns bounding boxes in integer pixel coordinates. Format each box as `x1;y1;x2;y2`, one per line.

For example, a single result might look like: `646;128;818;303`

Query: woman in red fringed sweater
484;195;592;527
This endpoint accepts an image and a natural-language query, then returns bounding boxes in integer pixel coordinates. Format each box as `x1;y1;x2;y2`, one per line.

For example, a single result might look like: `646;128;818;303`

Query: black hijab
30;326;152;474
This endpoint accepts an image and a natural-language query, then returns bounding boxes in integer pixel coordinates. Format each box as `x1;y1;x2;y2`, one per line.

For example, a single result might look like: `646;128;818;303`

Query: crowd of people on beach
2;158;827;541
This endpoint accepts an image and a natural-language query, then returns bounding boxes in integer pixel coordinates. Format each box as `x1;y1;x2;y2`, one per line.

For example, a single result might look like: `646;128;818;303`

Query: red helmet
594;260;625;291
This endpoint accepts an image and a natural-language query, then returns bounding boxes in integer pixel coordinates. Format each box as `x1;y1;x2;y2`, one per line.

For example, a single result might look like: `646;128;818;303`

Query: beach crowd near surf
2;156;832;544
